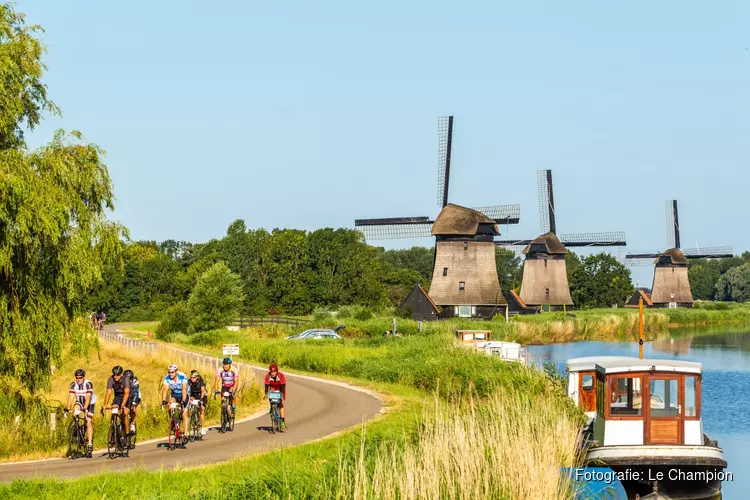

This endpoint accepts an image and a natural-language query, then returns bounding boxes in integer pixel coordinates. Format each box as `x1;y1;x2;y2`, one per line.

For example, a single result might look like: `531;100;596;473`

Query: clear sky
20;1;750;286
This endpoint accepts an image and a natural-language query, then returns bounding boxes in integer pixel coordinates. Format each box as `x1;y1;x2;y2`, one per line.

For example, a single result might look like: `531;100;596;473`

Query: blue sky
20;1;749;286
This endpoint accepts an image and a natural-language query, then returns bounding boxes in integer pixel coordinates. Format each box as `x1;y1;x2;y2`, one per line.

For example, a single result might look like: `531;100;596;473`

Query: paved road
0;324;382;482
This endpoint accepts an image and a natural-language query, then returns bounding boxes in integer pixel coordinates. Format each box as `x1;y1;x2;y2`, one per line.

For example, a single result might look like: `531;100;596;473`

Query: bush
395;306;412;319
337;306;354;319
353;307;374;321
187;262;244;333
313;308;332;321
156;301;191;339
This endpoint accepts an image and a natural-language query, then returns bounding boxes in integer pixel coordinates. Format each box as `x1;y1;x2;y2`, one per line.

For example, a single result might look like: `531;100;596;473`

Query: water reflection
527;328;750;500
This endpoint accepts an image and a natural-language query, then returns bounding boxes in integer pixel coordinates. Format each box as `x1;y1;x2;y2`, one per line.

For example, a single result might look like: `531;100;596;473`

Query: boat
456;330;531;365
567;356;727;499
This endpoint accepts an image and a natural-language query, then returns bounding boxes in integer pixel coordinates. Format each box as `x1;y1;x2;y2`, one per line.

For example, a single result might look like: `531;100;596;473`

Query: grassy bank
1;357;582;500
0;339;262;462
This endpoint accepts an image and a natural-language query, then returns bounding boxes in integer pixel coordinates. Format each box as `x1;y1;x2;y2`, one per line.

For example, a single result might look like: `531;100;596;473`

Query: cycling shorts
170;389;187;403
74;402;96;417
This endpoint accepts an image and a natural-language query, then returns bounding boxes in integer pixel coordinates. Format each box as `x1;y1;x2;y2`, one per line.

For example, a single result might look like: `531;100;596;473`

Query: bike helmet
269;363;278;372
190;369;200;377
168;363;178;372
74;368;86;377
112;365;124;375
222;357;232;365
123;369;134;378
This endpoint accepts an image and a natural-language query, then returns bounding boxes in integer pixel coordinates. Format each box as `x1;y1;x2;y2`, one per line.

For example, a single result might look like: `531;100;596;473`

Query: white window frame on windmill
457;305;475;318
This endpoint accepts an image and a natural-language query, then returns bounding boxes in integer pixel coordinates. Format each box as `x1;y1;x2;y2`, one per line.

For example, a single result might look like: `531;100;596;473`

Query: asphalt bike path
0;324;383;482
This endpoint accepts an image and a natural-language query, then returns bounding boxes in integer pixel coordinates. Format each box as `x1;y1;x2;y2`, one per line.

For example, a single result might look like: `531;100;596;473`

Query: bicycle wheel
130;421;137;449
274;407;281;433
168;416;177;451
192;408;201;440
108;420;118;459
120;419;130;457
67;420;80;458
220;404;228;433
229;406;236;432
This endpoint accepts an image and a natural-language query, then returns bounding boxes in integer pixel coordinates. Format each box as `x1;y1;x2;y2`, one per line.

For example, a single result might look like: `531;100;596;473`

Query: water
527;328;750;500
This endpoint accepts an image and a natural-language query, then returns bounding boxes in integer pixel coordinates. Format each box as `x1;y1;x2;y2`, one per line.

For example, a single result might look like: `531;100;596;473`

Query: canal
527;327;750;499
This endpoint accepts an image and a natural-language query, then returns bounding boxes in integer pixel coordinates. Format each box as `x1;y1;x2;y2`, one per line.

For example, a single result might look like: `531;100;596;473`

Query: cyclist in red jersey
263;364;286;429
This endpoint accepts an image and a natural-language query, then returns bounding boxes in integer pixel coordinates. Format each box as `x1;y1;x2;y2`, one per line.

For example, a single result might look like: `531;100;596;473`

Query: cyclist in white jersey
65;368;96;456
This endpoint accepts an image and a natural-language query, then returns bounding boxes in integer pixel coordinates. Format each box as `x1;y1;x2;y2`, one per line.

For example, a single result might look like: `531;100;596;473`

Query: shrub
353;307;374;321
156;301;191;339
337;306;354;319
187;262;244;333
395;306;412;319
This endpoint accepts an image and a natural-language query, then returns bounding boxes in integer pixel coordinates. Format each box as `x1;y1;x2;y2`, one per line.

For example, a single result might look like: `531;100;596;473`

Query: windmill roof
522;232;567;255
431;204;499;236
656;247;689;265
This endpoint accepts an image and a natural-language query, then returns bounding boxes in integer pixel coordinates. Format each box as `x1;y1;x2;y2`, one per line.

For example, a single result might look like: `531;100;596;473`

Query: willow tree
0;4;125;392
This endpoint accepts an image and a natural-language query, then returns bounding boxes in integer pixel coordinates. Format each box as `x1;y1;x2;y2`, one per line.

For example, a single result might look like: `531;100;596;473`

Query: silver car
286;325;345;340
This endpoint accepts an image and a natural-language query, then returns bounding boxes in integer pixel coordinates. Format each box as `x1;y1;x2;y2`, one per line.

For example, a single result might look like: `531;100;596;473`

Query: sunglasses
75;376;84;380
190;376;197;379
168;370;176;374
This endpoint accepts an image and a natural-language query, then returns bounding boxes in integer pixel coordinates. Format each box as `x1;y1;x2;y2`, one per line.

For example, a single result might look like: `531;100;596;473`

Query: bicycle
105;405;129;459
165;401;187;450
128;403;138;449
268;391;283;434
187;398;203;441
65;403;90;458
215;390;236;433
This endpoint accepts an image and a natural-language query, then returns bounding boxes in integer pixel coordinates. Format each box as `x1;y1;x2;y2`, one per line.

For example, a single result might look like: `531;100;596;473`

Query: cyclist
99;311;106;330
65;368;95;457
123;369;141;436
187;369;207;436
161;363;189;434
214;357;239;415
101;365;132;435
263;363;287;429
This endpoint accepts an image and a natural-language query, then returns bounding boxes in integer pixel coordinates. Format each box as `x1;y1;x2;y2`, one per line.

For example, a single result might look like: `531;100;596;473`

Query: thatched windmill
496;170;627;311
625;200;732;308
354;116;521;319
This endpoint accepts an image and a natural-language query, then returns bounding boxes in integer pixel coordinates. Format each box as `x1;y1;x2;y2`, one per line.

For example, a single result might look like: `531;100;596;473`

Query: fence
96;330;258;395
230;315;309;330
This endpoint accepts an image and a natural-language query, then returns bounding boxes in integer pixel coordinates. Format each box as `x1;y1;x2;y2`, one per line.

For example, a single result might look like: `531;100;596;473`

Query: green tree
0;5;124;392
267;229;311;315
381;247;434;282
716;262;750;302
187;262;244;332
496;248;522;292
570;253;633;309
0;4;59;149
688;263;720;300
565;251;581;284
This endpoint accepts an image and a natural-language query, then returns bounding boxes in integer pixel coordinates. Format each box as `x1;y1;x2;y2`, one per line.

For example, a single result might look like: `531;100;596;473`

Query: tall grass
340;390;580;500
0;340;262;461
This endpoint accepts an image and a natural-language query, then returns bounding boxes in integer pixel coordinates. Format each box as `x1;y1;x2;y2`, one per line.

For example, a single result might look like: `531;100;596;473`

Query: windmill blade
436;116;453;209
682;246;733;259
623;256;660;267
665;200;680;249
558;232;627;247
537;169;556;234
354;216;433;240
494;243;527;256
472;204;521;225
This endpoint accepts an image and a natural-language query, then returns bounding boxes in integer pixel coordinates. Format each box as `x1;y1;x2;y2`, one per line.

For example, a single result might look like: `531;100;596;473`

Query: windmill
354;116;521;319
495;170;627;310
625;200;732;308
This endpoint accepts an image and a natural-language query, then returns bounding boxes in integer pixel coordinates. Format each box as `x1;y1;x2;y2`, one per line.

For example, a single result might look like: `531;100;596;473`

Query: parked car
286;324;345;340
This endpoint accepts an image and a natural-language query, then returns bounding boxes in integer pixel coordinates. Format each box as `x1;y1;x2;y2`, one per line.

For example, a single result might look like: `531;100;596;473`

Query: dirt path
0;324;382;482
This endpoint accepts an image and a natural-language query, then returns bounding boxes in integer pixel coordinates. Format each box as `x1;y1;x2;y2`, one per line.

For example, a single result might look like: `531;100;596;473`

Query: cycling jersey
188;376;206;398
163;371;188;398
69;379;97;406
106;374;132;397
126;376;141;406
217;367;239;387
264;372;286;397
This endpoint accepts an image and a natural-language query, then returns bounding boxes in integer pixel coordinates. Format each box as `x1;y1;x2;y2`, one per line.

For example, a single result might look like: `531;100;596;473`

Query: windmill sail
666;200;680;249
436;116;453;209
354;216;433;240
472;204;521;225
537;169;556;234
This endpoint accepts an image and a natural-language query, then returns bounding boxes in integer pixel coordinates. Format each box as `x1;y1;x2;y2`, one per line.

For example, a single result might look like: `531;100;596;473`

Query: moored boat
567;357;727;499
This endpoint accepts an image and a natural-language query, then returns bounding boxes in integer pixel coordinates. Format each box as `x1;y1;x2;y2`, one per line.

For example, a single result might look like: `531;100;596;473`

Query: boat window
596;374;605;417
649;379;679;417
609;376;642;416
582;374;594;391
685;376;698;417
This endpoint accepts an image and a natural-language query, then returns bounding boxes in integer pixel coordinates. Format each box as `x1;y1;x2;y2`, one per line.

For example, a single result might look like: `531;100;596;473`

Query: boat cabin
456;330;491;345
480;341;530;365
566;357;634;419
592;359;703;446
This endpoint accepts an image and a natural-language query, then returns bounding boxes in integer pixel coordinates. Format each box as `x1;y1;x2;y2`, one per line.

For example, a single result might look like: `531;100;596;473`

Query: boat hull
586;446;726;500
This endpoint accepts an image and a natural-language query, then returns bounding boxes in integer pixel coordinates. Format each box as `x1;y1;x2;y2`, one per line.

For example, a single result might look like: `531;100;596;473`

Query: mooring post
638;297;644;359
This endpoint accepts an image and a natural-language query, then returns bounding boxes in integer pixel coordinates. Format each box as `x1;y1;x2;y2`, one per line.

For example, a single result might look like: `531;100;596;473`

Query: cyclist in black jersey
123;369;141;434
187;370;207;436
101;365;132;434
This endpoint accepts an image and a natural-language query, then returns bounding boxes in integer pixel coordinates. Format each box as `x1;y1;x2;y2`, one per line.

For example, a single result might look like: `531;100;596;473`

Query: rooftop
594;358;702;375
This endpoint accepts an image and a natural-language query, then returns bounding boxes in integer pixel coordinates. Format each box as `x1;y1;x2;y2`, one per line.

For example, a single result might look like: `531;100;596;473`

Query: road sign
222;344;240;356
